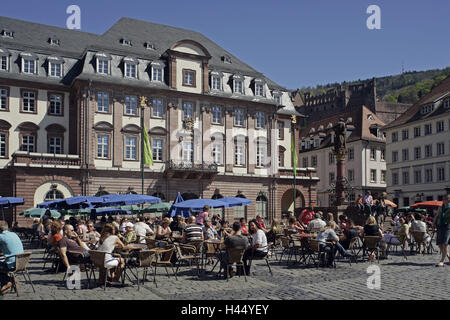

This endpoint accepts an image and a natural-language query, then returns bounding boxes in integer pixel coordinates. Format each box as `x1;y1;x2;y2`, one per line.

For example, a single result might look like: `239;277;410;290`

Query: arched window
233;192;247;220
256;192;268;221
44;189;64;201
152;192;166;201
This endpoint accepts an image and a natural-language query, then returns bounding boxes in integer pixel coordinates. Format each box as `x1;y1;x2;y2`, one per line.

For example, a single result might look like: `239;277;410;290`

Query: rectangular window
0;88;7;110
278;151;284;167
235;144;244;166
414;147;421;160
348;148;354;160
437;167;445;181
97;92;109;113
402;129;409;140
414;170;422;184
125;63;136;78
211;106;222;124
152;98;163;118
381;149;385;161
381;170;386;183
0;133;6;157
255;83;264;96
97;135;109;159
274;95;281;105
255;112;265;129
152;67;162;82
278;122;284;140
22;91;36;113
183;102;194;120
402;149;409;161
311;155;317;167
152;139;163;162
0;56;7;71
424;124;432;135
256;145;265;167
48;137;62;154
392;151;398;162
392;172;399;185
23;59;35;74
211;76;221;90
437;142;445;156
49;94;62;115
370;148;376;160
234;109;244;126
425;144;432;158
125;96;137;116
370;169;377;183
212;143;222;165
21;135;35;152
49;62;62;77
183;69;195;87
97;59;109;74
302;157;308;168
183;141;194;162
414;127;421;137
234;80;243;94
402;171;409;185
425;168;433;183
348;169;354;182
329;152;335;164
437;121;444;133
329;172;335;184
392;132;398;142
125;137;137;160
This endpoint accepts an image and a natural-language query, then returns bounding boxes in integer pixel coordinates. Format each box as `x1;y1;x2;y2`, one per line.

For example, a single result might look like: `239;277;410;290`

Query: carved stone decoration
184;118;194;131
333;118;347;155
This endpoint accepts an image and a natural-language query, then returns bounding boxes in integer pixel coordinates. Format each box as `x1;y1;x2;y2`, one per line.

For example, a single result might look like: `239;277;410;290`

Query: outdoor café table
203;239;225;275
117;243;147;286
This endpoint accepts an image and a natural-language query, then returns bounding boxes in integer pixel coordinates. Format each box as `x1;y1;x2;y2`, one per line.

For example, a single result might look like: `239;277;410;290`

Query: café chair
0;251;35;297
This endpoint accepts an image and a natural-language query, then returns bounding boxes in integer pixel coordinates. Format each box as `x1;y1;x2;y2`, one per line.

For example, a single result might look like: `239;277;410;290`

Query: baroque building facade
0;16;318;225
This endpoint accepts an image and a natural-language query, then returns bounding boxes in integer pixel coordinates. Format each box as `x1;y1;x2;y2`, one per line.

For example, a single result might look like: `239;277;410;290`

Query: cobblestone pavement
2;237;448;300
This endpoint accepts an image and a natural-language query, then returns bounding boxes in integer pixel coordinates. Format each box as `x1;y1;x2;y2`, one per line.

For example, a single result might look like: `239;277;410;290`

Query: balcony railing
167;160;218;172
12;151;81;167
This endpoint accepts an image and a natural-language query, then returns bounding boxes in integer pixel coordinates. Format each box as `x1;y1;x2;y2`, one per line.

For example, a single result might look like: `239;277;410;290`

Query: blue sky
1;0;449;89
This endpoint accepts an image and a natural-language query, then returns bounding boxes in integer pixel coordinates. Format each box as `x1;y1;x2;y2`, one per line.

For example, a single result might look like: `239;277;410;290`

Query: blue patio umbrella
98;194;161;207
0;197;24;221
169;192;189;217
220;197;252;207
171;199;229;218
37;196;104;210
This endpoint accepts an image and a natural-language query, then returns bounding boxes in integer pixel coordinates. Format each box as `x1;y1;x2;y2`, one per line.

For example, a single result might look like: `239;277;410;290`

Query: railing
12;151;81;167
167;160;218;172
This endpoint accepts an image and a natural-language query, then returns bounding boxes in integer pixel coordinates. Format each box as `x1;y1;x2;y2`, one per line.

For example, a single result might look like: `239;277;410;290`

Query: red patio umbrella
410;200;443;209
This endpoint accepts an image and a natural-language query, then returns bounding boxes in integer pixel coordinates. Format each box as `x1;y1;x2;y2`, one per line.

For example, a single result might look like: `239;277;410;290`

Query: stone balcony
12;151;81;169
165;160;218;179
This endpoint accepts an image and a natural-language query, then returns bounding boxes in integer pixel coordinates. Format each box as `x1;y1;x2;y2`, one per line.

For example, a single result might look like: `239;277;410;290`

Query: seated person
97;223;125;285
266;219;283;244
239;218;249;235
307;212;326;234
256;215;268;232
55;224;91;271
316;222;352;266
218;221;232;239
84;220;101;243
182;216;203;243
339;219;360;250
299;207;315;228
410;213;431;250
287;216;304;233
95;216;107;233
221;222;249;277
363;216;384;260
204;220;218;240
243;220;268;275
0;222;24;295
156;218;172;243
119;222;137;245
134;217;154;244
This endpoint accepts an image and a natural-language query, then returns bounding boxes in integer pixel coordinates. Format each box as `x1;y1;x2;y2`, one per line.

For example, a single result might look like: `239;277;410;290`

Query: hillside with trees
300;67;450;104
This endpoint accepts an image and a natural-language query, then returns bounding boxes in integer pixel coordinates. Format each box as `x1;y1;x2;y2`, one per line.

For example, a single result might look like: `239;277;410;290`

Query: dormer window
151;61;164;82
421;104;434;114
444;99;450;108
272;91;282;105
120;38;132;46
253;79;265;97
47;56;64;78
222;55;232;64
95;52;111;75
0;48;10;72
232;75;244;94
367;114;375;120
20;52;38;75
1;30;14;38
210;71;222;91
145;42;156;50
49;38;60;46
123;57;138;79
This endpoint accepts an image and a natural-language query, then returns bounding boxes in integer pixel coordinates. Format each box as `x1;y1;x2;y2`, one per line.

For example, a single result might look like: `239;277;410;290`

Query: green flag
142;123;153;165
291;131;297;176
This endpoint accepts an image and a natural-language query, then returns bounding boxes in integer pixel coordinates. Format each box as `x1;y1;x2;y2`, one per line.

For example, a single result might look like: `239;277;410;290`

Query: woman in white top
97;223;125;285
243;219;268;275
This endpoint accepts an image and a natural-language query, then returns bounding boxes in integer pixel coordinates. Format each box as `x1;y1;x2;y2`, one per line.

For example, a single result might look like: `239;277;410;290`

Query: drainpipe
84;79;92;196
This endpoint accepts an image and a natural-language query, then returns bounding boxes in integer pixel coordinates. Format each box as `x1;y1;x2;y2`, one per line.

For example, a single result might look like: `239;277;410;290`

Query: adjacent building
383;76;450;206
0;16;318;225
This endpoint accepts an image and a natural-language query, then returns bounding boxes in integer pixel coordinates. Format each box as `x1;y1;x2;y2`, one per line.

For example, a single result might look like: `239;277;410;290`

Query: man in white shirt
363;191;373;215
308;212;327;233
134;217;154;243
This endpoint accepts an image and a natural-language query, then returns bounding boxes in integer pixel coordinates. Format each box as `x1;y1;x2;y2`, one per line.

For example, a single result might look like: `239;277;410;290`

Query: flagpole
140;96;147;195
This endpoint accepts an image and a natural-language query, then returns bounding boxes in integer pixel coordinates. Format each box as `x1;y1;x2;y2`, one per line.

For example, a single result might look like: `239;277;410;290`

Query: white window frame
233;79;243;94
49;94;63;115
212;143;222;165
256;144;265;167
255;83;264;97
348;147;354;160
370;148;376;161
402;171;409;185
96;59;109;75
211;106;222;124
348;169;355;182
183;102;194;120
97;135;109;159
424;124;432;135
381;170;386;184
22;91;36;113
392;151;398;162
0;133;6;158
49;62;62;78
125;63;137;79
22;58;37;74
48;137;62;154
0;55;8;71
370;169;377;183
125;96;137;116
235;144;244;166
255;112;265;129
425;168;433;183
182;141;194;163
153;139;163;162
414;127;421;137
21;135;35;152
211;75;222;91
234;109;244;126
0;88;7;110
125;136;137;160
436;120;444;133
152;98;164;118
152;66;163;82
97;92;109;113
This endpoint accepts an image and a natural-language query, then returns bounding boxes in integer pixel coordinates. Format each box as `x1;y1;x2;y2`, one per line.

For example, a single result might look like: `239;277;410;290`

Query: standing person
0;222;24;295
242;219;268;275
434;194;450;267
197;206;209;226
363;191;373;215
